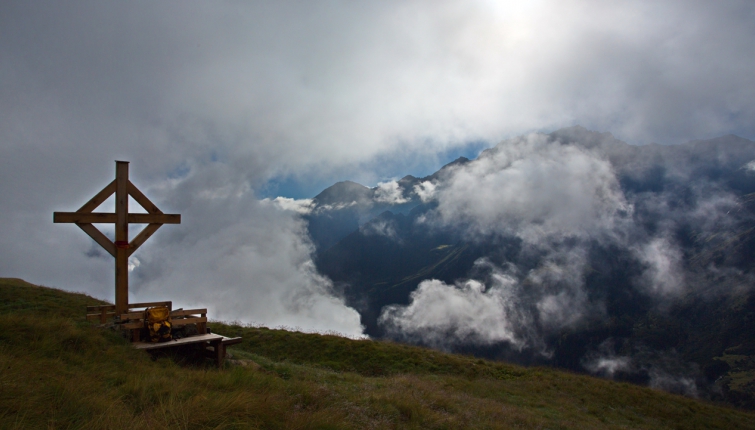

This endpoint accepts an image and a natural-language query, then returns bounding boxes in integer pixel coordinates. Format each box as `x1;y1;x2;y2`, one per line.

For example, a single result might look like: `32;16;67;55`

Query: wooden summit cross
54;161;180;316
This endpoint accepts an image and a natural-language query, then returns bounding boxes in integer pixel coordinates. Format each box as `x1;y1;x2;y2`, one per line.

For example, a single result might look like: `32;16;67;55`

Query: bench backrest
87;301;173;323
119;307;208;342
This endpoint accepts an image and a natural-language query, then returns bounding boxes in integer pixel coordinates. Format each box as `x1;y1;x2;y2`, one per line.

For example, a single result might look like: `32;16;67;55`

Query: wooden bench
120;307;208;342
87;302;241;367
132;334;242;367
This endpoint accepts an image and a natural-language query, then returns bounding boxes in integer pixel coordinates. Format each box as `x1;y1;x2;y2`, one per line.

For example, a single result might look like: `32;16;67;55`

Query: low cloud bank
262;196;315;214
582;340;703;398
429;133;632;241
379;130;755;356
128;164;364;337
382;133;631;350
380;268;529;350
380;251;595;354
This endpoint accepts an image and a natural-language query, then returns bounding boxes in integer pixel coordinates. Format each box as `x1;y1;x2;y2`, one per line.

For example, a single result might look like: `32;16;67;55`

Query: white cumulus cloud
431;133;632;242
374;180;410;204
379;275;528;349
262;196;315;214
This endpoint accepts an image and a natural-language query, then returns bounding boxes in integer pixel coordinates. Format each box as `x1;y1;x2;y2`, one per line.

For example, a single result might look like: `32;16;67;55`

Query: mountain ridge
306;126;755;408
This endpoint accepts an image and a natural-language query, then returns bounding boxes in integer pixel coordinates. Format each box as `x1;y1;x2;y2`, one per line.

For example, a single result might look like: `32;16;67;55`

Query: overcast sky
2;1;755;334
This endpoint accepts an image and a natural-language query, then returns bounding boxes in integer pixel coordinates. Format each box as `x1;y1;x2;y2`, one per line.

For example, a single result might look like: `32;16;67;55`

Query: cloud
379;254;596;353
379;273;530;350
374;180;410;204
314;202;360;212
584;341;703;398
262;196;315;214
649;370;699;398
382;129;755;354
127;257;141;273
430;133;632;241
360;219;400;241
586;356;632;378
582;339;632;378
131;166;364;336
634;237;684;296
413;181;437;202
376;135;650;350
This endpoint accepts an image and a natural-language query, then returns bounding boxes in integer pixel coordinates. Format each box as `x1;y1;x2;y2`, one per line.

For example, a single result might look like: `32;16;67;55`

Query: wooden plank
121;321;145;330
86;312;115;319
53;212;180;224
86;313;114;321
77;180;116;213
127;223;162;256
132;333;223;350
120;311;147;320
77;223;116;257
128;301;172;310
55;212;113;223
127;180;161;214
170;309;208;317
86;304;116;324
99;306;109;323
222;337;243;346
172;317;207;327
121;302;173;321
127;213;180;224
87;305;116;312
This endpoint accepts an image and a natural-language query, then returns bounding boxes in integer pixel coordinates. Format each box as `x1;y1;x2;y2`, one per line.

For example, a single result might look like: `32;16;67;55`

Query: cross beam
54;161;181;316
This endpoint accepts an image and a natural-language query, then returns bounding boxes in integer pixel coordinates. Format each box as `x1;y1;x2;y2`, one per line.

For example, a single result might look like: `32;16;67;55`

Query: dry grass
1;277;754;429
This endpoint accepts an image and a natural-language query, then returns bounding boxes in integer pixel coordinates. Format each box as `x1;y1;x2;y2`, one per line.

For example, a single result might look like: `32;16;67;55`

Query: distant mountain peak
421;156;471;182
313;180;372;206
445;156;470;166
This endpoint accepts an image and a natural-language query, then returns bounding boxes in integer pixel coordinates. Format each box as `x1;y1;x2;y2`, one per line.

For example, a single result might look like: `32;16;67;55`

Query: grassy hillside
1;278;754;429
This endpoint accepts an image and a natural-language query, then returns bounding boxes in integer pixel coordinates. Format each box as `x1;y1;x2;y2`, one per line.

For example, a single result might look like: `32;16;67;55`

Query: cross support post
54;161;180;317
115;161;129;316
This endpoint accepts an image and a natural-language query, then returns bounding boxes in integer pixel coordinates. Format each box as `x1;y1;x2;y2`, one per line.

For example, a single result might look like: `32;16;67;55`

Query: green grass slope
1;278;754;429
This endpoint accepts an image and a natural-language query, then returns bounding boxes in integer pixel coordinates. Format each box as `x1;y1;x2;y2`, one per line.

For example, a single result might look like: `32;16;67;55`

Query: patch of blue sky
260;139;492;200
259;174;335;201
167;162;191;180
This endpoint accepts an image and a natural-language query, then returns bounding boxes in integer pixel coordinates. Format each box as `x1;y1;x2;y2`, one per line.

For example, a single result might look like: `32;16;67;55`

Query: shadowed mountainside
310;127;755;408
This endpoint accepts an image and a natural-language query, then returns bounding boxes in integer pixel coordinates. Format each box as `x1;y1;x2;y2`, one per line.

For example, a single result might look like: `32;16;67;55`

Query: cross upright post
115;161;129;316
54;161;181;316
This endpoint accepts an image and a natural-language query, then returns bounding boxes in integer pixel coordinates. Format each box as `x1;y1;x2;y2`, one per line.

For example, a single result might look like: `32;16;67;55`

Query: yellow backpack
146;306;172;342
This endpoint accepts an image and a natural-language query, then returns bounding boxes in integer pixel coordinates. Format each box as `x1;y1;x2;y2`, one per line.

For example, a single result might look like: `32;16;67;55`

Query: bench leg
211;339;224;368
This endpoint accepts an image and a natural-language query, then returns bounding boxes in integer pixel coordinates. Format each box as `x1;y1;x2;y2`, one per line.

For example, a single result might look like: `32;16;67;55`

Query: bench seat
132;333;223;350
132;334;242;367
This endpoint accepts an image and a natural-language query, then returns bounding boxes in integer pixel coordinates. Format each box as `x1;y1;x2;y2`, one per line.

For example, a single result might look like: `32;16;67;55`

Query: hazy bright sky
2;1;755;334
